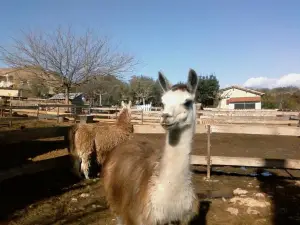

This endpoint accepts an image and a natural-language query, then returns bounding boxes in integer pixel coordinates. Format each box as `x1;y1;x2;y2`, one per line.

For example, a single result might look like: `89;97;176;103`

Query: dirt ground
1;121;300;225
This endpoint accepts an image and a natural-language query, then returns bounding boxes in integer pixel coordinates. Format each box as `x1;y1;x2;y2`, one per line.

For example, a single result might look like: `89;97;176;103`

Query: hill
254;86;300;111
0;67;61;97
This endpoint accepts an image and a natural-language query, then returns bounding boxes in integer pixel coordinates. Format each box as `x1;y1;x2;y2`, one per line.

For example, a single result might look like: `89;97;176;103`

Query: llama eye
183;100;192;108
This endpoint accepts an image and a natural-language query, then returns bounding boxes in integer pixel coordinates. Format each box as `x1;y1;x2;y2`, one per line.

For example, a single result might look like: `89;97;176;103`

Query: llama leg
180;197;200;225
80;153;91;179
70;154;83;179
116;216;123;225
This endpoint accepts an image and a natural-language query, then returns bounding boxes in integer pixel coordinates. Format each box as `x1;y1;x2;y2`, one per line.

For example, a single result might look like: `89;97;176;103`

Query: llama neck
158;124;195;181
166;125;194;156
116;109;130;127
159;105;196;180
150;107;197;223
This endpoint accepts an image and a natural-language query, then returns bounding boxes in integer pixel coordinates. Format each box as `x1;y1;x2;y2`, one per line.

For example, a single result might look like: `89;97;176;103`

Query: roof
49;92;83;100
220;85;265;96
227;97;261;104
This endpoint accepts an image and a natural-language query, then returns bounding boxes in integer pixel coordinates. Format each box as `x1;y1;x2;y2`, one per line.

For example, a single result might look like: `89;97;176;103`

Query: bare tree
130;75;155;105
0;26;136;104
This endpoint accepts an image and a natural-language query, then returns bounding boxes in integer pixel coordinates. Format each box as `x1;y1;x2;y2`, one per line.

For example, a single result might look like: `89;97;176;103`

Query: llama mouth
160;122;176;129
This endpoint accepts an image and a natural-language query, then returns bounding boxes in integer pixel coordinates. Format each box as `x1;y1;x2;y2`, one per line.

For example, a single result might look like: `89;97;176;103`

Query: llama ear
121;101;125;107
128;100;132;108
187;69;199;94
158;71;171;92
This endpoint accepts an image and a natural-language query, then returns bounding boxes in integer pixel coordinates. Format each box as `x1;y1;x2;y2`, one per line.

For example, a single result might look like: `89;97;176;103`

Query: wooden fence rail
202;124;300;179
0;123;300;182
2;104;299;128
190;155;300;170
0;126;70;144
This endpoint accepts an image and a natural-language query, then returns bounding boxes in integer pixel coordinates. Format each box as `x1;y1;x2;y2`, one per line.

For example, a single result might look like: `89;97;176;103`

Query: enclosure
0;106;300;225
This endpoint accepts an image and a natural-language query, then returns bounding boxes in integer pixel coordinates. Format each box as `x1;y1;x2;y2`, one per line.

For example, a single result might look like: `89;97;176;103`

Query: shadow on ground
189;200;211;225
0;168;81;221
0;140;67;170
193;166;300;225
256;168;300;225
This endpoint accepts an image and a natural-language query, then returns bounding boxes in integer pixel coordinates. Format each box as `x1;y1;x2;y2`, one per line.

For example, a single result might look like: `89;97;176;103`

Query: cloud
243;73;300;89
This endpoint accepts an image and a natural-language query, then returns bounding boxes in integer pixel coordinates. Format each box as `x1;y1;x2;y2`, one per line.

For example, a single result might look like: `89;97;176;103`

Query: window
234;103;245;109
234;102;256;109
245;103;255;109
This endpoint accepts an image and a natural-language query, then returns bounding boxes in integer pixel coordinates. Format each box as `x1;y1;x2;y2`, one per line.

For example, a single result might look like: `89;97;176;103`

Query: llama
102;69;200;225
68;100;133;179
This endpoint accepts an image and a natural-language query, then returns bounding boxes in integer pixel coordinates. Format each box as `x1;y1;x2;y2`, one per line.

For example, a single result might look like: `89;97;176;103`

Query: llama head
121;100;132;110
118;100;132;123
158;69;199;130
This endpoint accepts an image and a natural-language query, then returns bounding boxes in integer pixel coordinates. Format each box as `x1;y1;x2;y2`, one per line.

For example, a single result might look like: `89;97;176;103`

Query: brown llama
102;69;200;225
68;100;133;179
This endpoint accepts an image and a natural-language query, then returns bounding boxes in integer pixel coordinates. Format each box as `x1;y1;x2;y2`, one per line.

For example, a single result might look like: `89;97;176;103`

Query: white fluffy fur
149;76;198;224
149;125;196;224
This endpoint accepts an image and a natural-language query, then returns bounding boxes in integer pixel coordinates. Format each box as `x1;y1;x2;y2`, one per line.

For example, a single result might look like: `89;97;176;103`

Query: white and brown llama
68;100;133;179
102;69;200;225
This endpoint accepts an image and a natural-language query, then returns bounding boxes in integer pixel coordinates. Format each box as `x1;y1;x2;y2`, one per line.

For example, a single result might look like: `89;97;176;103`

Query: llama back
67;124;78;154
94;124;134;164
73;124;96;156
96;102;133;164
102;136;160;224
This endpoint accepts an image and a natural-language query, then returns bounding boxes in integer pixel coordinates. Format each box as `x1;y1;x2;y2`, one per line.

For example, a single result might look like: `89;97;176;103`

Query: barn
218;85;264;110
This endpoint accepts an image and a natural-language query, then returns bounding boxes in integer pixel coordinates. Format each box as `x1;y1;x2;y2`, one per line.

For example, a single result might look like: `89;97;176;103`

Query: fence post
115;106;118;121
141;109;144;124
207;125;211;179
57;106;60;123
9;102;12;127
36;104;40;120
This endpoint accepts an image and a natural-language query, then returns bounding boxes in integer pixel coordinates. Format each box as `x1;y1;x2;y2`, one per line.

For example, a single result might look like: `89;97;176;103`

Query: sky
0;0;300;88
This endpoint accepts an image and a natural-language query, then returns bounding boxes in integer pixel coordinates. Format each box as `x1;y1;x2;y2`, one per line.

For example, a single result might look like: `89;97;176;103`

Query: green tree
30;78;50;98
261;93;277;109
79;74;123;106
257;86;300;110
129;75;156;105
148;79;163;106
196;74;220;107
117;82;131;103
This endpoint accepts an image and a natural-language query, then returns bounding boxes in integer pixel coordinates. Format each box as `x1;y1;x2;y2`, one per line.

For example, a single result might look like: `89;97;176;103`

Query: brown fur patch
103;136;162;225
171;83;189;92
68;106;133;177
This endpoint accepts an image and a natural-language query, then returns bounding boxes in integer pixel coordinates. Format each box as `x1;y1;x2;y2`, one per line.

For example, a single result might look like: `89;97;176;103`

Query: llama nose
161;113;171;119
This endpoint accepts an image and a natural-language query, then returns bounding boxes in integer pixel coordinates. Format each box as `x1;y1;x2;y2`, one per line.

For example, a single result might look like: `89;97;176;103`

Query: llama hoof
82;171;90;179
116;216;123;225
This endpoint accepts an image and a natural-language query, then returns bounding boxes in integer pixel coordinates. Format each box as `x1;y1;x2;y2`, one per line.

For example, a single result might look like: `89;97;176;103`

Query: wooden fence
1;104;299;127
193;124;300;179
0;104;163;126
0;125;70;182
135;123;300;179
1;123;300;182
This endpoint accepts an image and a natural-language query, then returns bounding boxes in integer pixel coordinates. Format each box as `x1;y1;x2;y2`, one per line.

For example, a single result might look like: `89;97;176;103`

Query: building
49;92;84;114
218;85;264;110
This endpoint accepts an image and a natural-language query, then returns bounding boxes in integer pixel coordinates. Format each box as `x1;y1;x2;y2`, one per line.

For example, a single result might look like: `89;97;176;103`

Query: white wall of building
255;102;262;109
218;87;262;109
228;103;235;110
0;89;19;97
219;98;229;109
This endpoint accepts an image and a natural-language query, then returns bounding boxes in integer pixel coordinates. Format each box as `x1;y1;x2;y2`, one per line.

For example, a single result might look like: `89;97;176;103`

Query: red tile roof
226;97;261;104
